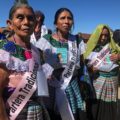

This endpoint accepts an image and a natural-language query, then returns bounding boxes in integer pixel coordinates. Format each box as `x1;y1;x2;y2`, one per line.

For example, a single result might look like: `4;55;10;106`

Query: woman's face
8;7;36;38
99;28;110;45
55;10;73;34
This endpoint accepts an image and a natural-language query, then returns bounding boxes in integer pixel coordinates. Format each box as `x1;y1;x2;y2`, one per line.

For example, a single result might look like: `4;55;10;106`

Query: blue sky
0;0;120;34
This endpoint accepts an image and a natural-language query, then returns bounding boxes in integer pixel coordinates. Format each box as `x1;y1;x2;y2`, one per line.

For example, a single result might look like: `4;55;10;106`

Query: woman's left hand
110;53;120;62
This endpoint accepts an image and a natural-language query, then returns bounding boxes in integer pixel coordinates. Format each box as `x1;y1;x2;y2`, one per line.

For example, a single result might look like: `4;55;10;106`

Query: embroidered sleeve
79;40;86;55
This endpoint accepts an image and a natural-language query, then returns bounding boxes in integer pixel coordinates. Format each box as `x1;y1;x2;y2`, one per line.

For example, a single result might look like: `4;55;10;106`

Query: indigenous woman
36;8;89;120
0;0;50;120
84;24;120;120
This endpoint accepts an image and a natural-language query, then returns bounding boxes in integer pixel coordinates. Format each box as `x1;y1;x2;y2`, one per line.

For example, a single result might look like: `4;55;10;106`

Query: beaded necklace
12;35;32;60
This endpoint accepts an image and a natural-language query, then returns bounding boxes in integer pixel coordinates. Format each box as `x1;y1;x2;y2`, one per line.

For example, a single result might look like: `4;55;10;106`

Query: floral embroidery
3;41;16;54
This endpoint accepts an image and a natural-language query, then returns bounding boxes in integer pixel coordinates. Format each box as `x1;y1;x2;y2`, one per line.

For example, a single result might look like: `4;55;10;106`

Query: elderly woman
0;0;50;120
84;24;120;120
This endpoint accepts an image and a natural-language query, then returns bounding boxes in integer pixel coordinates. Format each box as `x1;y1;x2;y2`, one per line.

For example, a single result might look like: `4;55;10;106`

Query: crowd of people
0;0;120;120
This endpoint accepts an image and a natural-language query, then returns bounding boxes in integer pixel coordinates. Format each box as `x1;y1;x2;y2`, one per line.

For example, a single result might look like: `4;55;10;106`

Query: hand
47;75;56;81
0;98;9;120
110;53;120;62
0;64;9;93
47;75;52;80
92;66;98;72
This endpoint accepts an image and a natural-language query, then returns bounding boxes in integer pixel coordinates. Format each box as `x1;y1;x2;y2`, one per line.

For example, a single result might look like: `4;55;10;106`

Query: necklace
12;35;31;50
59;38;68;43
56;32;68;43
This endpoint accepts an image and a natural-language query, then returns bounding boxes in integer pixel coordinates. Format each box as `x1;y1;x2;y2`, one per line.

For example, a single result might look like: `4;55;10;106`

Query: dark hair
54;8;74;26
9;0;35;20
34;10;45;24
113;29;120;46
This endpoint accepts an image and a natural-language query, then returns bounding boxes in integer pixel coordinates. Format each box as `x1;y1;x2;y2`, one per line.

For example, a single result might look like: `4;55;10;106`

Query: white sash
88;44;118;72
7;46;48;120
61;40;77;89
8;70;37;120
36;36;78;120
88;44;110;67
56;40;77;120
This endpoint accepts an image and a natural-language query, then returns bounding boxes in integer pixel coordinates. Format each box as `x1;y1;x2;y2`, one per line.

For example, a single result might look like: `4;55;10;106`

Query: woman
0;0;50;120
113;29;120;120
84;24;120;120
36;8;89;120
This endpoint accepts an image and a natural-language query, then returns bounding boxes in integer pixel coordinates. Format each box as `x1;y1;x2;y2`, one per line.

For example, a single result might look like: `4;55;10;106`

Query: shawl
84;24;120;59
